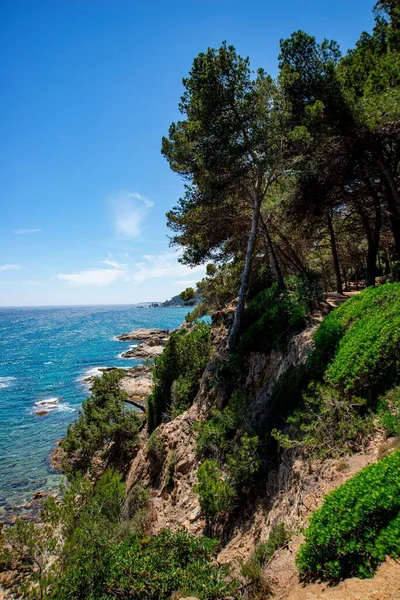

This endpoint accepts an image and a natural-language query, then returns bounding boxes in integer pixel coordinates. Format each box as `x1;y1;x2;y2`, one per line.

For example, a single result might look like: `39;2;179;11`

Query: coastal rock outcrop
121;343;165;360
116;328;170;343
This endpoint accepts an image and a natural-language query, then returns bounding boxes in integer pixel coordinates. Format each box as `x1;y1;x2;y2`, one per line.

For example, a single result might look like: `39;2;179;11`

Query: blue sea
0;305;188;519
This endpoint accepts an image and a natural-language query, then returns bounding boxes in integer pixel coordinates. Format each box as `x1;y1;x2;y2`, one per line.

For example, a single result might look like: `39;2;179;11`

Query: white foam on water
32;397;75;416
0;377;16;389
77;367;104;383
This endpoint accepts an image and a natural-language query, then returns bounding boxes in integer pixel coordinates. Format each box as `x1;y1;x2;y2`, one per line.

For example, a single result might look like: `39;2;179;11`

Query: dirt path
285;558;400;600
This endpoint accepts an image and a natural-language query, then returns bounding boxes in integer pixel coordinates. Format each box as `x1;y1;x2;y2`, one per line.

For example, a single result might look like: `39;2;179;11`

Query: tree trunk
327;211;343;294
355;194;381;287
259;214;285;291
228;190;263;352
374;153;400;257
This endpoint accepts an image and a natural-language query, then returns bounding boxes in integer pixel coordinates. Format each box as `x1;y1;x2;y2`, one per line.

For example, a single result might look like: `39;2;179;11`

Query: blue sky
0;0;375;306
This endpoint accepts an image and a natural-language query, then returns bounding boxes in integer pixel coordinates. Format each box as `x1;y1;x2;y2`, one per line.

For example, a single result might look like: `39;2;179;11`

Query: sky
0;0;375;306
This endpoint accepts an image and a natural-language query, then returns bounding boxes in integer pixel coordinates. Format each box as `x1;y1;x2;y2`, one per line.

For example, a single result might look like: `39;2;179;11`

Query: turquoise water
0;305;187;518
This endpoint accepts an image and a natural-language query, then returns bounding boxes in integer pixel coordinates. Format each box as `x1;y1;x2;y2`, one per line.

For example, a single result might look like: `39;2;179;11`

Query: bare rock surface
121;343;165;360
119;364;153;400
116;328;170;342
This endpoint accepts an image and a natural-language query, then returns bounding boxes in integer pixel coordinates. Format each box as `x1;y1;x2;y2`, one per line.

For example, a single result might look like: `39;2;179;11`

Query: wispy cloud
57;267;128;287
132;252;204;283
0;264;23;271
57;251;205;288
110;191;153;239
14;228;42;235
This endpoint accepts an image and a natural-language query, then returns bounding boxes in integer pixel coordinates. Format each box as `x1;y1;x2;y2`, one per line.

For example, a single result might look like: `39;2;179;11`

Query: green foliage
272;383;374;457
239;283;307;355
285;270;325;311
194;460;236;517
378;386;400;436
297;449;400;581
61;371;141;476
147;322;211;432
273;284;400;456
51;528;235;600
164;449;177;489
317;284;400;399
195;392;244;460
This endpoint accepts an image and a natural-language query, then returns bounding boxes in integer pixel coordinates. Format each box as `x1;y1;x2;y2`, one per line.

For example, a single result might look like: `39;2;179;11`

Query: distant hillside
162;294;201;307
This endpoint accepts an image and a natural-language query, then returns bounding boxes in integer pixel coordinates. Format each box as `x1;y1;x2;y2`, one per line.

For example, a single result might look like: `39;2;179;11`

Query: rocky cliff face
124;302;394;596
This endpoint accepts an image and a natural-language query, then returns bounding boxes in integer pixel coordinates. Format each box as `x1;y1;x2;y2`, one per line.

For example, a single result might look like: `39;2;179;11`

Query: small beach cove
0;305;188;522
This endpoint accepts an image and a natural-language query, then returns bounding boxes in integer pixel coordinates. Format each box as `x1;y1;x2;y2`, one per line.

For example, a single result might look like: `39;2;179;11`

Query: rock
119;364;153;400
121;343;165;360
32;491;46;500
51;440;66;472
116;328;170;342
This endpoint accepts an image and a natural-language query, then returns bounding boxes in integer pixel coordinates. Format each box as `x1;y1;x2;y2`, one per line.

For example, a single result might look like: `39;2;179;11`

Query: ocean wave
77;367;104;385
0;376;16;389
32;397;75;416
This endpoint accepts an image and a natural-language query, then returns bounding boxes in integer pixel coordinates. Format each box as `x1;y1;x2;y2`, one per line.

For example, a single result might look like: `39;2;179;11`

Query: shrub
61;371;141;476
273;284;400;457
50;529;236;600
315;283;400;400
147;322;211;432
226;432;261;488
195;392;244;460
194;460;236;517
297;449;400;581
238;284;306;355
286;270;325;311
378;386;400;436
272;383;374;457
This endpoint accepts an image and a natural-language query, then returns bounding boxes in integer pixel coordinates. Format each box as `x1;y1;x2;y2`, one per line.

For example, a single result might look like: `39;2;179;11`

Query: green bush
378;386;400;436
272;383;374;457
297;449;400;581
61;371;141;475
273;284;400;457
147;322;211;432
315;283;400;400
286;270;325;311
50;529;236;600
239;284;306;355
194;460;236;517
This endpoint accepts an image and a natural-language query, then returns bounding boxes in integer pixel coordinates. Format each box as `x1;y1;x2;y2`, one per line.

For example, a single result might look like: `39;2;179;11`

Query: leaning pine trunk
327;211;343;295
228;190;263;352
259;215;285;291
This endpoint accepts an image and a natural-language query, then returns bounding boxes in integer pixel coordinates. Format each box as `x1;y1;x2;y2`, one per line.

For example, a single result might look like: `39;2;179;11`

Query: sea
0;304;188;520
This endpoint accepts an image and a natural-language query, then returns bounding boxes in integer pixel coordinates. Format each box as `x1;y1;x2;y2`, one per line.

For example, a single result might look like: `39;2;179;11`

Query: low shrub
147;322;211;432
272;383;374;457
61;371;141;476
238;284;307;355
50;529;236;600
378;386;400;437
297;449;400;581
194;460;236;517
286;270;325;311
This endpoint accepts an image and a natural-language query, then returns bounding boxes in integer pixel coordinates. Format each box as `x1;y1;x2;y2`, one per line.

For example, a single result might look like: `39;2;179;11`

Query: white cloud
57;251;205;289
110;191;153;239
14;228;42;235
0;264;23;271
57;268;128;287
132;252;205;283
103;259;127;269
